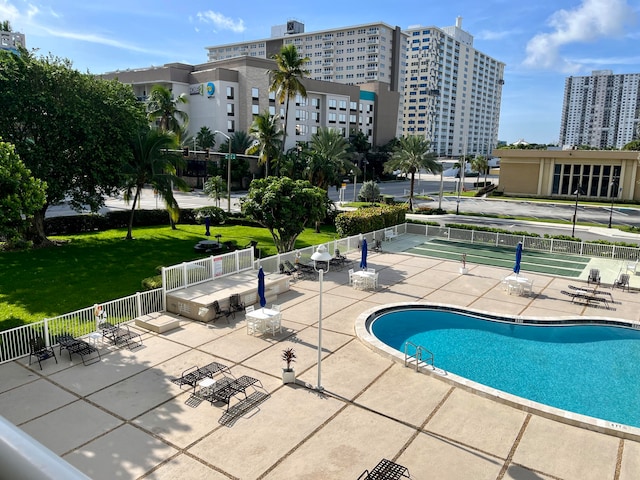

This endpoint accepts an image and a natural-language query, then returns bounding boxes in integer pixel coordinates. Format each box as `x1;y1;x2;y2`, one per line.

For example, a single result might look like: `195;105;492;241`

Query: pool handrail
404;341;434;371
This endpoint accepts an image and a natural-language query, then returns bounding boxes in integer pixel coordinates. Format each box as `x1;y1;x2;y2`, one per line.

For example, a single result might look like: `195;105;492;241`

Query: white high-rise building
0;29;25;53
403;18;505;157
205;18;505;157
560;70;640;150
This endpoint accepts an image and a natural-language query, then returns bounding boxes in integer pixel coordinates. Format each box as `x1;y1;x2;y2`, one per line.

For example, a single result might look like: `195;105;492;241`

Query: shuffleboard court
407;239;590;277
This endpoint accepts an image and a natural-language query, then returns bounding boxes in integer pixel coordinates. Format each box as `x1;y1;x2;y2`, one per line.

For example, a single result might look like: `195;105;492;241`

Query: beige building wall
495;149;640;201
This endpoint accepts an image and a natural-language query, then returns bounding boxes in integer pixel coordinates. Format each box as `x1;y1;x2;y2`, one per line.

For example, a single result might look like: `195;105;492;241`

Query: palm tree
471;155;489;190
122;128;188;239
384;136;441;211
146;84;189;134
246;111;283;177
196;126;216;150
203;175;226;207
268;45;310;154
305;127;354;190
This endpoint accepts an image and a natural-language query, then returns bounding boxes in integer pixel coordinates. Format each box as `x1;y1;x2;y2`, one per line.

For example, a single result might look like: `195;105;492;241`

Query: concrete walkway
1;239;640;479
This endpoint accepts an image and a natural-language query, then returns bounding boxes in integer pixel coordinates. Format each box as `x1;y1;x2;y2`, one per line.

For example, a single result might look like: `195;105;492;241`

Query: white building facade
0;29;25;53
560;70;640;150
403;18;505;158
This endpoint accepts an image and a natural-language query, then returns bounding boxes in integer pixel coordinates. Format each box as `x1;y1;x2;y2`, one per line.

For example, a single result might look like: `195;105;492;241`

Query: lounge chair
56;334;101;366
29;336;57;370
587;269;600;286
211;300;232;322
626;259;638;274
172;362;229;393
99;321;143;349
613;273;630;292
372;239;383;253
357;458;410;480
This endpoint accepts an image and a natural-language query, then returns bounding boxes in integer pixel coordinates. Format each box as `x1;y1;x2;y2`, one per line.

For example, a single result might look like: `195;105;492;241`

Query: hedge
335;204;407;237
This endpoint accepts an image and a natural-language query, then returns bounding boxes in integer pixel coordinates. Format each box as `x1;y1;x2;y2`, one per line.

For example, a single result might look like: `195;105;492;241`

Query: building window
252;87;259;99
226;86;234;99
252;104;260;115
227;120;235;132
227;103;234;116
328;99;337;109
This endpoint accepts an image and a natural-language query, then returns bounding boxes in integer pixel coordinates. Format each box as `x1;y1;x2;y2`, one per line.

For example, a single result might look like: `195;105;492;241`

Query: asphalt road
45;175;640;244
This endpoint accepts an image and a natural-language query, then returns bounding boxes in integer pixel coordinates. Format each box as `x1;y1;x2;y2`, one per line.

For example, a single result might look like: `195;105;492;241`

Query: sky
2;0;639;145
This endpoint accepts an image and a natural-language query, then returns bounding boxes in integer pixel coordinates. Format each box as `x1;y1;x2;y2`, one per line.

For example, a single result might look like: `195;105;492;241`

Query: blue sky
2;0;639;145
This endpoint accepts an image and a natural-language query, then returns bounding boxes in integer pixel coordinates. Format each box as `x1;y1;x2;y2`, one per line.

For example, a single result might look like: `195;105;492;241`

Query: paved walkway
2;238;640;479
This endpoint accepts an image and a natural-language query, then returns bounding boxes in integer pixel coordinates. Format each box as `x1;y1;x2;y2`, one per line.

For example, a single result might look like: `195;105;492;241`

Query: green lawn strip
0;224;337;330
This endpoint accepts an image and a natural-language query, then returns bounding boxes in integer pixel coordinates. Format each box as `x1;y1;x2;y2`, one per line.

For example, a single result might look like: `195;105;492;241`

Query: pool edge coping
354;301;640;443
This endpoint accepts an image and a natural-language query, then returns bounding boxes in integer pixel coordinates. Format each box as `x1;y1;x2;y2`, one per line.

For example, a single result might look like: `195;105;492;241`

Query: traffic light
182;147;189;157
205;147;210;159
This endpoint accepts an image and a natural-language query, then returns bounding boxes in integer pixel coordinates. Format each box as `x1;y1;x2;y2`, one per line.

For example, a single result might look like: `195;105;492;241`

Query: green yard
0;224;337;331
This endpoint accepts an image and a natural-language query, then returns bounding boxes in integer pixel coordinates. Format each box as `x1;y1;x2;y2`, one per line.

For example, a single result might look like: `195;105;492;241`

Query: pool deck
2;235;640;479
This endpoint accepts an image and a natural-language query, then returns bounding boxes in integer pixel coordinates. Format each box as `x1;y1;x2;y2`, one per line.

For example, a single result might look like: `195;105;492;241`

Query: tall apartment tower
205;18;504;157
560;70;640;149
403;18;505;157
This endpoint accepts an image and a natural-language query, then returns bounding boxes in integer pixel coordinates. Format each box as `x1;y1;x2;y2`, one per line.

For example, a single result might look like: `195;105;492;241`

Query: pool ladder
404;341;434;372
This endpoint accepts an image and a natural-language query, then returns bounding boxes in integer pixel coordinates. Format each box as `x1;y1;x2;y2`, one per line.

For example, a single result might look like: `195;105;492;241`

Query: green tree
146;84;189;135
196;126;216;150
623;140;640;151
122;128;189;240
0;49;146;245
246;111;283;177
268;45;310;154
471;155;489;190
1;20;12;31
305;127;355;190
203;175;227;208
384;136;441;211
241;177;327;253
358;180;380;203
0;140;46;246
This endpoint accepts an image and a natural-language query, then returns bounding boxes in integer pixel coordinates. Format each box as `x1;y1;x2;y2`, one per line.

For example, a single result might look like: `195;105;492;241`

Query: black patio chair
357;458;410;479
212;300;232;322
99;321;143;349
56;334;101;366
204;375;260;410
587;269;600;286
229;293;245;314
172;361;229;393
29;336;58;370
613;273;630;292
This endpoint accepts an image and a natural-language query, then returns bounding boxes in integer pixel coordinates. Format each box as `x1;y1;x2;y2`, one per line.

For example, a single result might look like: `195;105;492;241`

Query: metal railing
404;222;640;260
404;341;434;372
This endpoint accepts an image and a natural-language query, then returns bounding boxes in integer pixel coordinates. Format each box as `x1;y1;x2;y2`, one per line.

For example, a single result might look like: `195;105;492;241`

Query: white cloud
523;0;636;73
197;10;245;33
41;26;165;55
476;29;521;41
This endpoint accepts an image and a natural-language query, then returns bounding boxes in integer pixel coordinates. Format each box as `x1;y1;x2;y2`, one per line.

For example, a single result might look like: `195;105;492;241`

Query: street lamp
351;170;357;202
214;130;232;213
571;186;583;238
310;244;332;391
609;179;619;229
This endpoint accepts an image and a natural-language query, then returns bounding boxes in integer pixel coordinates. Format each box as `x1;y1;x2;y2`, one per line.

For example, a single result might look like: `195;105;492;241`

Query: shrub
335;204;407;237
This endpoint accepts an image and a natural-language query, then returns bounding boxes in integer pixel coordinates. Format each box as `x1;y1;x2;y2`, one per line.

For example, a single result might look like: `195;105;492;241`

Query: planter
282;368;296;384
459;267;468;275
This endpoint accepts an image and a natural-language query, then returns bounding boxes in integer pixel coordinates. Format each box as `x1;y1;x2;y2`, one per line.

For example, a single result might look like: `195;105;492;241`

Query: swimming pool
359;304;640;436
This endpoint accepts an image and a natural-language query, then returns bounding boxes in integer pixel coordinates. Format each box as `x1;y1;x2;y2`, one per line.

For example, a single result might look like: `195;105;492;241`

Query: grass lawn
0;223;337;331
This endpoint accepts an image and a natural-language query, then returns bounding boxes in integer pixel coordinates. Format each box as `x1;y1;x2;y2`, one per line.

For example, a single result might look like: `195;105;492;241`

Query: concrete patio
2;237;640;479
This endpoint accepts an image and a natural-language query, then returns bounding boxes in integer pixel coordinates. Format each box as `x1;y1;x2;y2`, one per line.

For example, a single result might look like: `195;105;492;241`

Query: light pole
352;170;357;202
214;130;232;213
310;244;332;391
608;179;619;229
571;186;583;238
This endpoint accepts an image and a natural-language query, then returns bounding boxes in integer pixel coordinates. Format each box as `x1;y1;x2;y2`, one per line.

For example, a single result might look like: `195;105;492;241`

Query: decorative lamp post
608;179;618;229
310;244;332;391
214;130;232;213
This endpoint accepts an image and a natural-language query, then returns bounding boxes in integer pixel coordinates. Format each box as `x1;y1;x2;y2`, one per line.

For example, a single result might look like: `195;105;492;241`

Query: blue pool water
371;308;640;428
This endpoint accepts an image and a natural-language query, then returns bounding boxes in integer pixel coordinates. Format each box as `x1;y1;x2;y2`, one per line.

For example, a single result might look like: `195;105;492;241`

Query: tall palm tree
146;84;189;134
268;45;310;154
305;127;354;190
384;136;441;211
246;111;283;177
122;128;188;240
196;126;216;150
471;155;489;190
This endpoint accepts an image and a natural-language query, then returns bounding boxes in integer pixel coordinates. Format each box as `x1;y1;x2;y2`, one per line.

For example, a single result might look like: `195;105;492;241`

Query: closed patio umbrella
513;242;523;276
258;267;267;308
360;239;368;270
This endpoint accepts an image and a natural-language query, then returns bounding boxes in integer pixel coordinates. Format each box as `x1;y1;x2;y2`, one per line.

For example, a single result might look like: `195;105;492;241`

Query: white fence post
135;292;142;318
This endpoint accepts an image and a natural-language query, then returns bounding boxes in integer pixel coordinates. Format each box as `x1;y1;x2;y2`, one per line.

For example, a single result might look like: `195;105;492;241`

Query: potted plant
459;253;468;274
281;347;297;384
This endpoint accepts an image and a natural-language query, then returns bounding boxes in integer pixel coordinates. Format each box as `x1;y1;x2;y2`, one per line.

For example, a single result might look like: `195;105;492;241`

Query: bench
384;229;398;241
